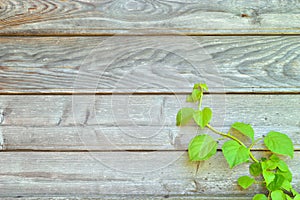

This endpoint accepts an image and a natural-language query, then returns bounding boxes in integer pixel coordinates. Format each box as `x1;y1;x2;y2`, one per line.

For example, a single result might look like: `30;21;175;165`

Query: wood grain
1;94;299;150
0;151;299;198
1;0;300;35
0;36;300;93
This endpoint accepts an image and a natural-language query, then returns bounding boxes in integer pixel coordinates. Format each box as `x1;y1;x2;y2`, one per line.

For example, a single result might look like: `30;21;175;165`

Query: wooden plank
0;151;299;198
1;94;299;150
3;125;300;151
1;0;300;35
0;36;299;93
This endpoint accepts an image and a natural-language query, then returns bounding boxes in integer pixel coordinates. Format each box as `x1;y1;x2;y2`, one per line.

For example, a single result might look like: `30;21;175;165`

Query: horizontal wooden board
1;0;300;35
0;94;299;150
3;125;300;151
0;36;300;93
0;151;299;198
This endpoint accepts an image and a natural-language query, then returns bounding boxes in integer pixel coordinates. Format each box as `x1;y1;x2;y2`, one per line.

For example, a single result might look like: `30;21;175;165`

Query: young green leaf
193;107;212;128
271;190;285;200
261;159;277;171
192;89;202;101
277;160;289;172
267;174;285;191
238;176;255;189
222;140;250;168
231;122;255;142
262;170;275;185
249;162;262;176
252;194;268;200
200;83;208;91
269;154;280;162
193;83;208;91
176;108;195;126
188;134;217;161
277;169;292;182
186;89;202;103
264;131;294;158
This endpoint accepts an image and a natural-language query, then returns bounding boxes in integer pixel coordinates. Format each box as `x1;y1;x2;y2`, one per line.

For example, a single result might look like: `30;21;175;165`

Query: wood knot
240;8;261;24
241;13;250;18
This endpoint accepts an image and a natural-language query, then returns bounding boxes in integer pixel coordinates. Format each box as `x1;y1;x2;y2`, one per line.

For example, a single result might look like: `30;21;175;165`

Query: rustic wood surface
0;36;299;93
0;151;299;198
1;0;300;35
0;94;299;151
1;0;300;199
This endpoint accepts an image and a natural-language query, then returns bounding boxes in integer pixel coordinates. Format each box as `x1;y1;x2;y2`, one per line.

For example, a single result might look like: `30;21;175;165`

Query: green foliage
271;190;285;200
188;134;217;161
193;107;212;128
264;131;294;158
253;194;268;200
238;176;255;189
222;140;249;168
176;83;297;200
249;162;262;176
176;108;194;126
231;122;255;142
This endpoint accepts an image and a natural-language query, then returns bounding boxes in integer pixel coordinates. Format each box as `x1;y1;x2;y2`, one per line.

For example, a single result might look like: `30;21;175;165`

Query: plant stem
206;124;259;163
198;93;203;110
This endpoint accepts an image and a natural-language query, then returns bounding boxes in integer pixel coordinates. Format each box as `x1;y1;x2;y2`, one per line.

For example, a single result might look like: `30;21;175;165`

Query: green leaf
188;134;217;161
281;179;292;191
193;83;208;91
262;170;275;185
264;131;294;158
193;107;212;128
269;154;280;162
277;169;292;182
176;108;195;126
267;174;285;191
285;194;293;200
261;159;277;171
277;160;289;172
252;194;268;200
231;122;255;142
271;190;285;200
294;195;300;200
249;162;262;176
186;89;202;102
186;95;194;102
192;89;202;101
193;83;201;89
238;176;255;189
200;83;208;91
222;140;250;168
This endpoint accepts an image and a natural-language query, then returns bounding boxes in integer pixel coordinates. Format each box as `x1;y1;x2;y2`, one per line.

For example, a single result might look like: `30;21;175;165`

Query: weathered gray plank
0;94;299;150
1;94;298;126
0;151;299;198
0;36;300;93
1;0;300;35
0;197;255;200
3;125;300;151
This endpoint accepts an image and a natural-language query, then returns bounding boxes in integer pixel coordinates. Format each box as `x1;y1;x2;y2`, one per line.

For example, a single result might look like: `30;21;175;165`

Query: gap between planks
3;33;300;37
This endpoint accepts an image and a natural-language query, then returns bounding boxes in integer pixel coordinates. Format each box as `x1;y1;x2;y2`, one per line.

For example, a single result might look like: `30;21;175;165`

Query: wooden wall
0;0;299;199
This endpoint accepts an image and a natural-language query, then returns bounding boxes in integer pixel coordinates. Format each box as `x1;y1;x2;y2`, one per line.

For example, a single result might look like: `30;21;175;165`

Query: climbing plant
176;83;299;200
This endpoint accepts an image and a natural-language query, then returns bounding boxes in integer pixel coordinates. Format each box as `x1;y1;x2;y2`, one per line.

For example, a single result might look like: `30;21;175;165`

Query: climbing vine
176;83;299;200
